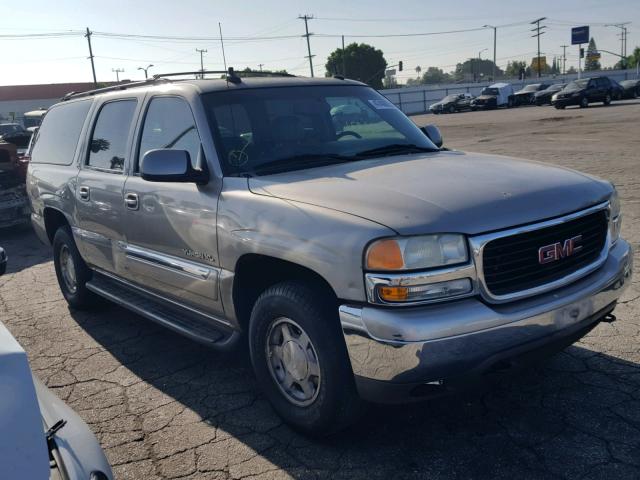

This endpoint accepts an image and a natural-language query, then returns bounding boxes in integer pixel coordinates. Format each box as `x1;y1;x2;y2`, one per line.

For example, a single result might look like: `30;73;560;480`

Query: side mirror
0;247;7;276
140;149;208;184
421;125;443;148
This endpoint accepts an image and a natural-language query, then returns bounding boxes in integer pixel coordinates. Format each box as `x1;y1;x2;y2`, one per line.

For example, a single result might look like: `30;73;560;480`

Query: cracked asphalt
1;101;639;479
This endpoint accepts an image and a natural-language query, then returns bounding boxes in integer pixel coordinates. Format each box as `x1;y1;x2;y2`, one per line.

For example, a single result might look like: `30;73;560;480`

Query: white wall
0;98;58;124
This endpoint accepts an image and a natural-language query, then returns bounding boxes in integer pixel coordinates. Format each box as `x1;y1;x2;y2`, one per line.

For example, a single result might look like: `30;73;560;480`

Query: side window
598;78;610;88
30;100;91;165
138;97;201;169
87;100;137;171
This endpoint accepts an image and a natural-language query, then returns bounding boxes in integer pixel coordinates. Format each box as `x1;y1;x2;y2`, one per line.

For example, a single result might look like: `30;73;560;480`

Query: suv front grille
482;209;608;296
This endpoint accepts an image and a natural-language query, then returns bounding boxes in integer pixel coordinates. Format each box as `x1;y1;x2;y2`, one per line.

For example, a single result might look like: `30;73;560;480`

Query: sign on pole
571;26;589;45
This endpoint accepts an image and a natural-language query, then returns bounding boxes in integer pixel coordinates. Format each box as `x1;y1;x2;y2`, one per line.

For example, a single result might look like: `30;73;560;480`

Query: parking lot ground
1;101;639;480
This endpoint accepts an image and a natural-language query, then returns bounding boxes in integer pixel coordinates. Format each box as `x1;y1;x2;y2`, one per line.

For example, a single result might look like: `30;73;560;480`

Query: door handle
124;192;139;210
78;186;90;201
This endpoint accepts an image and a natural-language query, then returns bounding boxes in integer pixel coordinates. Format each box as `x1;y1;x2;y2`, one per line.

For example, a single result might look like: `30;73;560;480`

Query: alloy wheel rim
265;317;321;406
59;245;77;293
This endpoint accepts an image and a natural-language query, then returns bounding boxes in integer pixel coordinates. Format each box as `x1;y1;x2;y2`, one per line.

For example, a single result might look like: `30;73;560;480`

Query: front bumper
552;96;581;107
340;239;633;403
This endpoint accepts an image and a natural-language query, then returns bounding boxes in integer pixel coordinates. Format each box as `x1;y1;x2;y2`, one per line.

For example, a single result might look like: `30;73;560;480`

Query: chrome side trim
71;226;111;247
470;201;610;304
365;263;477;307
93;268;232;327
124;243;212;281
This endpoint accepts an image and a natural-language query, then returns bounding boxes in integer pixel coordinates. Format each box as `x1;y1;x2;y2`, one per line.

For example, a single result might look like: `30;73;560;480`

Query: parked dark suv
552;77;615;109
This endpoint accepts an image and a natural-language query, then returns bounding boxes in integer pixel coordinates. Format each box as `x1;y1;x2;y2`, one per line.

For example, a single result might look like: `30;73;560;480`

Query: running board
86;272;240;349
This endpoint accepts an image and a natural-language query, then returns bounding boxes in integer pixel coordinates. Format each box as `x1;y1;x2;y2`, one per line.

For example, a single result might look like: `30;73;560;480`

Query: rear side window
138;97;201;169
87;100;137;171
30;100;91;165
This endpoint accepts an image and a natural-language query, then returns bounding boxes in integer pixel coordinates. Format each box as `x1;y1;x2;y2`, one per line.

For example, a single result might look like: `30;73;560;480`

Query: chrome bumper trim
340;239;632;385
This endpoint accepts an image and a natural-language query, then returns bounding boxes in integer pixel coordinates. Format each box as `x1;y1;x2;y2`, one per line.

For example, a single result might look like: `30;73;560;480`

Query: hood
248;151;612;236
474;94;496;100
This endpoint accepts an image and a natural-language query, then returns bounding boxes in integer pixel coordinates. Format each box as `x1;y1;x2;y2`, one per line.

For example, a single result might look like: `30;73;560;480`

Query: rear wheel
603;94;612;106
448;105;456;114
53;227;97;309
249;281;361;435
580;97;589;108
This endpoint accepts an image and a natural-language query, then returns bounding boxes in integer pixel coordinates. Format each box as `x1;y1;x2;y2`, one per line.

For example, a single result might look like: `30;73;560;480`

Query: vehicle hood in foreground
248;150;612;235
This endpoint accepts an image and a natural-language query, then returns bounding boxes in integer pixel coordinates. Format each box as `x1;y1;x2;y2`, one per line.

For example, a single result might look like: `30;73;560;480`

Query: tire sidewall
52;228;92;308
249;283;356;434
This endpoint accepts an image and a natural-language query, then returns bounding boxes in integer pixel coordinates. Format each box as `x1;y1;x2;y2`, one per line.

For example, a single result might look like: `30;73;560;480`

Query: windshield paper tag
368;99;396;110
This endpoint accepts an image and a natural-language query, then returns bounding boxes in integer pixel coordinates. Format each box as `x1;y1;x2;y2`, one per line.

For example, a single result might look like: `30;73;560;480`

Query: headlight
366;234;468;271
551;93;558;101
609;188;621;246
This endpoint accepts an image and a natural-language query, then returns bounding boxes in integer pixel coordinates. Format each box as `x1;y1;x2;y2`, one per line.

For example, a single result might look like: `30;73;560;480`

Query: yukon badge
538;235;583;264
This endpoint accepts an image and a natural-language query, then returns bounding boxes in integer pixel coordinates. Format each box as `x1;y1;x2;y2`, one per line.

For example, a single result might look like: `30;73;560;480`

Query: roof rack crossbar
61;77;169;101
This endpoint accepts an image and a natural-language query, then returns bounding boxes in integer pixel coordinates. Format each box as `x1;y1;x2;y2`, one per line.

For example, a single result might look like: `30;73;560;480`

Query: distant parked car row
428;76;639;114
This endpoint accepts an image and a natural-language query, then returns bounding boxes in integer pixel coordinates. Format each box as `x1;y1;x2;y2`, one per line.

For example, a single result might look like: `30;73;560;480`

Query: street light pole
137;64;154;79
484;25;497;79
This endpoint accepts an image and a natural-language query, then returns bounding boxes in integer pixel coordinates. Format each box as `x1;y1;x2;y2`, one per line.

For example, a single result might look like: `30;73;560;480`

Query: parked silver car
27;70;633;435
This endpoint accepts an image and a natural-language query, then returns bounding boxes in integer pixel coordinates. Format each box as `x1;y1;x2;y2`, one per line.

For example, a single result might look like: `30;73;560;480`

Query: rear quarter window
30;100;92;165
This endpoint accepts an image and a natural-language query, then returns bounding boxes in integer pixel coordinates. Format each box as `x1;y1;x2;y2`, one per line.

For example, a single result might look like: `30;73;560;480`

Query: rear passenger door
74;99;139;275
121;96;223;317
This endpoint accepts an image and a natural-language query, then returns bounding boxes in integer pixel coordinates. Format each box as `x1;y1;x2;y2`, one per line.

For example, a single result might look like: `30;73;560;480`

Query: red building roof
0;82;115;102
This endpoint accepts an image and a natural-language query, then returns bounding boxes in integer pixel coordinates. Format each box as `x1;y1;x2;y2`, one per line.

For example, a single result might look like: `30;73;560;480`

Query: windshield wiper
250;153;356;176
354;143;438;158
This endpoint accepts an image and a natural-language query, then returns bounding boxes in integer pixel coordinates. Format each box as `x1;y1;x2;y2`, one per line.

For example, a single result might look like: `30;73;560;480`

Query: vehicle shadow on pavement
68;303;640;479
0;227;51;275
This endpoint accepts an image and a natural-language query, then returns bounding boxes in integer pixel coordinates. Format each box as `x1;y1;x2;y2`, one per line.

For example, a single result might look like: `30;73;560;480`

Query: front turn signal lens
366;239;404;270
379;286;409;301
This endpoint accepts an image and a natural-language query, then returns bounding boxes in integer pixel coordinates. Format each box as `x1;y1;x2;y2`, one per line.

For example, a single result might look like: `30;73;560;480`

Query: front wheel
603;94;612;106
448;105;456;114
580;97;589;108
52;227;97;309
249;281;361;435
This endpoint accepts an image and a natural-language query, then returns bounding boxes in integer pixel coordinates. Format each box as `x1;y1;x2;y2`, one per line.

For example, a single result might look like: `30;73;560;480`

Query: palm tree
415;65;422;79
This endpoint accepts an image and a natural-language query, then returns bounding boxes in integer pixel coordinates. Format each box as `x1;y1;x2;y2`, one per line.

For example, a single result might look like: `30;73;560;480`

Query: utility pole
483;25;497;80
531;17;547;78
560;45;568;75
196;48;207;79
299;14;315;77
258;63;264;71
85;27;97;87
112;68;124;82
605;23;630;69
137;64;153;79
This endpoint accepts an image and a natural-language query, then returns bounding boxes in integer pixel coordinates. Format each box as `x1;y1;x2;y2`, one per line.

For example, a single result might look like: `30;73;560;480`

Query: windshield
0;124;23;136
620;80;635;87
442;95;459;102
203;85;438;176
522;84;541;92
481;88;499;96
548;84;564;91
565;79;588;91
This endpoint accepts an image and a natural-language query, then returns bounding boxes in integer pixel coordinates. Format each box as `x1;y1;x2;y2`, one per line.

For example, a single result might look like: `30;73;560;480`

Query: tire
554;104;565;110
249;281;362;436
52;227;97;309
448;105;456;114
603;94;611;106
579;97;589;108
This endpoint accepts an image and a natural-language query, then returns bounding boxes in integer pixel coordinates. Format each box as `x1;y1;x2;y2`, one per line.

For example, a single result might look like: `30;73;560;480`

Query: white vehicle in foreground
0;252;112;480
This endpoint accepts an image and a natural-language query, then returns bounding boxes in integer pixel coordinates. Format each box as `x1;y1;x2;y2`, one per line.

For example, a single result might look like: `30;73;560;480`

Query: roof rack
61;67;298;101
61;77;169;101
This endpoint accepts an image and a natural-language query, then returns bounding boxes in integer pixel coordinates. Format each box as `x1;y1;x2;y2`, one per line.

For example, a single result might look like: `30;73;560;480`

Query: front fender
217;178;394;304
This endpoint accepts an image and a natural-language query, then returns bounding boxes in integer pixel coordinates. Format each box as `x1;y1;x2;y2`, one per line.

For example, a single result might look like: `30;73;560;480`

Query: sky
1;0;637;86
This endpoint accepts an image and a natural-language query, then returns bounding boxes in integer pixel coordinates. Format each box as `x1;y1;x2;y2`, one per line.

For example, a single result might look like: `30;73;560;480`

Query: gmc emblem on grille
538;235;583;264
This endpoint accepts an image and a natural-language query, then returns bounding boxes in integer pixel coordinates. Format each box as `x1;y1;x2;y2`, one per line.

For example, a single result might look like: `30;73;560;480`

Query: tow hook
602;313;617;323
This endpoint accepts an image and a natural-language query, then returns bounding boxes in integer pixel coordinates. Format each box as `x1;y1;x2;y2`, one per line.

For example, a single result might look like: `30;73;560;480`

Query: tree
567;66;577;74
585;37;601;71
454;58;503;82
615;46;640;70
414;65;422;78
325;43;387;89
505;60;527;79
421;66;451;84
